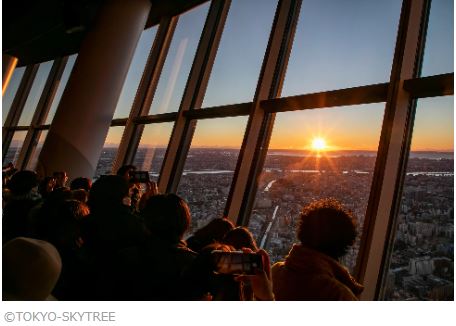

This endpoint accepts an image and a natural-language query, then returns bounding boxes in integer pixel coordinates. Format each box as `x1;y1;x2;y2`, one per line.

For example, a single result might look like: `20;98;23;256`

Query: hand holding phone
211;250;263;275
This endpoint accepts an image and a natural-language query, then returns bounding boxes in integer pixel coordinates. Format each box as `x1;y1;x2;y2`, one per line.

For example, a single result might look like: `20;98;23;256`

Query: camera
211;250;263;275
130;171;150;183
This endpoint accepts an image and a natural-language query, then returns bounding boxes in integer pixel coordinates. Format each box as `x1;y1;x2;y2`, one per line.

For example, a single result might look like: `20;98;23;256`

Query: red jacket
272;244;363;300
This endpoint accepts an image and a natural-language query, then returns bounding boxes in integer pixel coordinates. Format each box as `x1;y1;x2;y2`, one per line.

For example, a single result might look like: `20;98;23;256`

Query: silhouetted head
7;170;39;196
38;176;56;198
141;194;191;243
3;237;62;300
297;198;357;259
186;218;235;253
193;218;235;243
46;200;89;248
223;226;258;251
88;175;129;211
52;171;68;188
116;165;136;182
70;177;92;191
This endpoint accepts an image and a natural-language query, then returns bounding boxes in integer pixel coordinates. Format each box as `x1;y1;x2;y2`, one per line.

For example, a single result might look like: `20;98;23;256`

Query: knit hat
3;237;62;300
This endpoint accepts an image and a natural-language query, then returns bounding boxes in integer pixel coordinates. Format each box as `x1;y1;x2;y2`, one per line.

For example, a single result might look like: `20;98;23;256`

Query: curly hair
297;198;357;259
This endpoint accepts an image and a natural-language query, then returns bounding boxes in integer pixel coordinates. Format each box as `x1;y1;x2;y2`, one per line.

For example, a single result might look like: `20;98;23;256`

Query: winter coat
272;244;364;300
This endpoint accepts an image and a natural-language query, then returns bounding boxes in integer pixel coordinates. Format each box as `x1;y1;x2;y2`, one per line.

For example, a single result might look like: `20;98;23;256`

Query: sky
3;0;454;152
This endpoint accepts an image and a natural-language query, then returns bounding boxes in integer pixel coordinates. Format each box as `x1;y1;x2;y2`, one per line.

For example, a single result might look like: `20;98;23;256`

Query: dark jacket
272;244;364;300
139;237;197;300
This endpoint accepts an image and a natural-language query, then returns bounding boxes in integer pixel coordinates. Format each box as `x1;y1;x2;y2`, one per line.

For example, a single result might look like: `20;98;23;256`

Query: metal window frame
158;0;231;194
15;57;68;170
2;64;39;160
3;0;453;302
113;17;178;172
355;0;431;300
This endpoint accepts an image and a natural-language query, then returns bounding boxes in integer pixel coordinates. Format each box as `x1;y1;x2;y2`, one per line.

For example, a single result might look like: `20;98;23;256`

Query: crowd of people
2;163;363;301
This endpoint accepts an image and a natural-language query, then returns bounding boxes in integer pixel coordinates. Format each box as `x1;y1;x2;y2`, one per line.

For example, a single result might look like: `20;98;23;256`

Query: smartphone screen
212;250;263;275
132;171;150;183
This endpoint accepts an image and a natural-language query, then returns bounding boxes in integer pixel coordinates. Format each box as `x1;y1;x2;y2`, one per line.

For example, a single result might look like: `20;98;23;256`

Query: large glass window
282;0;401;97
132;123;174;181
421;0;454;77
248;104;385;270
383;96;453;300
148;3;209;115
2;67;26;126
202;0;277;107
3;131;27;166
177;117;248;233
45;55;77;124
113;27;158;119
26;130;49;171
17;61;53;126
94;126;125;178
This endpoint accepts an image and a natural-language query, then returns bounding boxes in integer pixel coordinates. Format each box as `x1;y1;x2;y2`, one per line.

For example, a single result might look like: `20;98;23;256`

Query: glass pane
132;123;174;181
113;27;157;119
2;67;26;126
421;0;454;76
202;0;277;107
3;131;27;167
248;103;385;271
282;0;401;97
94;126;124;179
17;61;53;126
177;116;248;233
45;55;77;124
383;96;453;300
26;130;48;171
148;3;209;114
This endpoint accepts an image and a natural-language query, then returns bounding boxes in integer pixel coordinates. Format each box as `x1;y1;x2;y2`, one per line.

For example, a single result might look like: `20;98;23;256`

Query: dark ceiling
3;0;208;67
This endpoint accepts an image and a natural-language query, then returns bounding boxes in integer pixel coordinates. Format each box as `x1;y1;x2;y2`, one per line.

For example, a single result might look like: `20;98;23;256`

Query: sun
311;137;327;151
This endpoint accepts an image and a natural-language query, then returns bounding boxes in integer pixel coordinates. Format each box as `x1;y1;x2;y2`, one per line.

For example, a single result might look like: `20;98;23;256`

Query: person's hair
52;171;67;178
116;165;136;177
88;175;129;211
223;226;258;251
192;218;234;243
70;177;92;191
141;194;191;242
38;176;55;198
3;237;62;300
71;189;89;203
297;198;357;259
7;170;39;196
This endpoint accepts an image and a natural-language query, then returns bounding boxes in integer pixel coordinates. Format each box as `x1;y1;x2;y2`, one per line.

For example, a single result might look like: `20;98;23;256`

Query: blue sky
3;0;453;151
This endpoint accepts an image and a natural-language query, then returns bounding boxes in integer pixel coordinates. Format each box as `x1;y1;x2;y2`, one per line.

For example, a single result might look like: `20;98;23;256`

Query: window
248;104;385;269
113;27;158;119
282;0;401;97
420;0;454;77
177;117;248;233
133;123;174;181
202;0;277;107
45;55;77;124
148;3;209;114
94;126;125;178
3;131;27;166
26;130;49;170
382;96;453;300
2;67;25;125
17;61;53;126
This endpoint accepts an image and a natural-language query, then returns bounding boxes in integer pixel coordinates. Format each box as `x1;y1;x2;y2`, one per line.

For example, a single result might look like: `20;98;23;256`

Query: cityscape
4;146;454;300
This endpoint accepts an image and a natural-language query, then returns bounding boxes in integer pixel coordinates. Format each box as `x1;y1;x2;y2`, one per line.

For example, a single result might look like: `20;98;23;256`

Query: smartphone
211;250;263;275
131;171;150;183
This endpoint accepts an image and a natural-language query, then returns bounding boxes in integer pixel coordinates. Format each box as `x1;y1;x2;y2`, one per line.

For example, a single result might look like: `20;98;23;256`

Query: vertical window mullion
113;17;178;172
16;57;68;170
157;0;231;193
225;0;302;225
355;0;431;300
2;64;39;161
